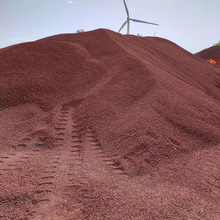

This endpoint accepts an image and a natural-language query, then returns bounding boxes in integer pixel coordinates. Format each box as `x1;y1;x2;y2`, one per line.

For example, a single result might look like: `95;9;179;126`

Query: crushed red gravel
0;29;220;219
196;45;220;67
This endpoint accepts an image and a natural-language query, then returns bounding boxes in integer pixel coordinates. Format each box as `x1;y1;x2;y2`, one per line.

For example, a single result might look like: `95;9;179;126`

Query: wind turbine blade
130;18;159;26
123;0;130;17
118;21;128;33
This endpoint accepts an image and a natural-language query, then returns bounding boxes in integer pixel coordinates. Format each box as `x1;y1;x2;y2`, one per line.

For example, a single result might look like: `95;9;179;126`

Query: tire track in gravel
2;105;129;219
32;106;85;219
81;127;127;177
64;125;129;219
0;150;38;175
33;105;129;219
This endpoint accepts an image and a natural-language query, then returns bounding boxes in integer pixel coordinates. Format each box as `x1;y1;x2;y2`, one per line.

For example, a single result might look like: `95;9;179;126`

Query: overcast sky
0;0;219;53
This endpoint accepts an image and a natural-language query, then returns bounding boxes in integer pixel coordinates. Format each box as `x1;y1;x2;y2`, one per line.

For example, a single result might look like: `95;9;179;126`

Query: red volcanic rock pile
41;30;220;159
0;29;220;219
1;27;220;180
196;45;220;67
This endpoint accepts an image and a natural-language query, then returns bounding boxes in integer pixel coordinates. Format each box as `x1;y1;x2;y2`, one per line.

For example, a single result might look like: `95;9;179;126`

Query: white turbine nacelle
118;0;159;35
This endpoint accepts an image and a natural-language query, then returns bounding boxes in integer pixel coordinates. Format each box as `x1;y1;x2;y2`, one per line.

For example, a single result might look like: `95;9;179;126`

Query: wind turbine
118;0;159;35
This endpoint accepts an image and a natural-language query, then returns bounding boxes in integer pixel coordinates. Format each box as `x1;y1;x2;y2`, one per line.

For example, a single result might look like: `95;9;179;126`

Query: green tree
76;29;85;33
214;41;220;46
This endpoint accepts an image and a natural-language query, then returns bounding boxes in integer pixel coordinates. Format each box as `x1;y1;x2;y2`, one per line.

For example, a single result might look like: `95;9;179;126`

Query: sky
0;0;219;53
